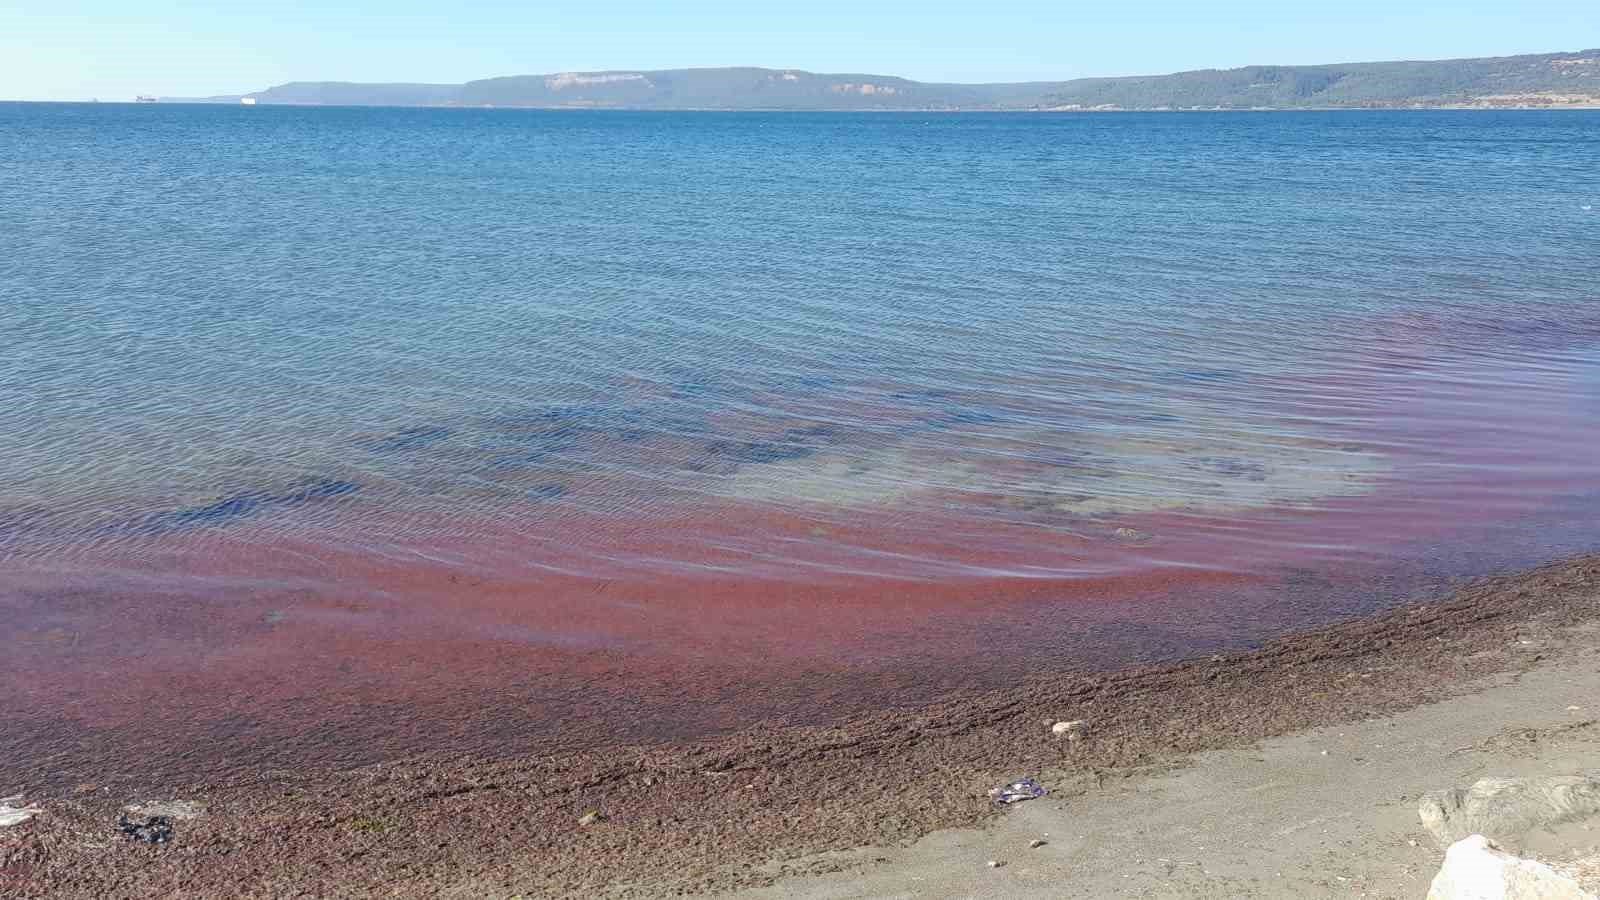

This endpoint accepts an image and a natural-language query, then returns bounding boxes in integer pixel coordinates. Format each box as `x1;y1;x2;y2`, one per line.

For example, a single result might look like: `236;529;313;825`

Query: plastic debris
1;794;42;827
988;777;1048;805
118;815;175;844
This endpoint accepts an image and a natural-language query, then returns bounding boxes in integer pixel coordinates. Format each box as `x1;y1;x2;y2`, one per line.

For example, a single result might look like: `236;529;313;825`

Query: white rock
0;797;41;828
1051;720;1089;741
1426;835;1596;900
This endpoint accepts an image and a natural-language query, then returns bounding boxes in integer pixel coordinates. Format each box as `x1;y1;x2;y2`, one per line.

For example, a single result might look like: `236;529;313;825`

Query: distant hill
173;50;1600;110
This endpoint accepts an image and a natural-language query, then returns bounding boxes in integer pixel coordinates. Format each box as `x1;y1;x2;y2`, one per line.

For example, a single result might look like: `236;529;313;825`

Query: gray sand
738;625;1600;899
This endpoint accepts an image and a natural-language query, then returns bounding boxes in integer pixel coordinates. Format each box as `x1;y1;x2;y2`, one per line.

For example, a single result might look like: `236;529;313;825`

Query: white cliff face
544;73;651;90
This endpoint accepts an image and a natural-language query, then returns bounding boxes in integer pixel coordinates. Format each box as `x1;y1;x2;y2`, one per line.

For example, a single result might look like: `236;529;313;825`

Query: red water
4;315;1599;791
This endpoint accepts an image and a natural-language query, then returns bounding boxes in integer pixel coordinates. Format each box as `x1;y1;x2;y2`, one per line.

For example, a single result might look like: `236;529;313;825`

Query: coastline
5;553;1598;898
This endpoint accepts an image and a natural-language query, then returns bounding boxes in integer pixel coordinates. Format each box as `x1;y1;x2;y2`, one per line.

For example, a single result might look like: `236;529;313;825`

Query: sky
3;1;1597;101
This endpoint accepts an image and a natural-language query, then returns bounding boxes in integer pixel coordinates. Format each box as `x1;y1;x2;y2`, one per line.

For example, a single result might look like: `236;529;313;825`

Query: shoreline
35;100;1600;111
5;553;1598;897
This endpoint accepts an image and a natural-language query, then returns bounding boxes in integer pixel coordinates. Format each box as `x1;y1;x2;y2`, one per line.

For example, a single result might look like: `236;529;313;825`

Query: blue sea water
1;103;1598;575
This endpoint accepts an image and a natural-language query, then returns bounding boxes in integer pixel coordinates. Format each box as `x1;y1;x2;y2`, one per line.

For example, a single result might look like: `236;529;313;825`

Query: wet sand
4;554;1597;898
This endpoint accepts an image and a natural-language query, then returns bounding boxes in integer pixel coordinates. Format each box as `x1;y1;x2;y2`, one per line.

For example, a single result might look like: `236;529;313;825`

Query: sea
2;103;1597;785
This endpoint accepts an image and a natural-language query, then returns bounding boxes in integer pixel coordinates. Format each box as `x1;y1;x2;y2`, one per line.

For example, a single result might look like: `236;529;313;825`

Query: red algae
4;315;1600;792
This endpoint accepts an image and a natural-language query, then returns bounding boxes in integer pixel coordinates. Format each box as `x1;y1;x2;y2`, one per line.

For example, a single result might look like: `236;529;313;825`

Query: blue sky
4;1;1596;101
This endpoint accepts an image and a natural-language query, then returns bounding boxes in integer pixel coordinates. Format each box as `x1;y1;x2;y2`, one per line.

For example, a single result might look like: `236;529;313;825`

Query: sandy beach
4;554;1597;897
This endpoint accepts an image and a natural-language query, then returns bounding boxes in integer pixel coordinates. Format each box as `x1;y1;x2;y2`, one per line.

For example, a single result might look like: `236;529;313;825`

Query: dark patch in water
526;484;567;501
707;440;816;464
1171;369;1241;383
117;478;360;536
670;381;716;399
162;492;271;527
889;389;954;403
788;374;836;390
484;453;548;472
704;424;839;465
1191;456;1269;481
277;479;360;506
494;406;603;429
1025;450;1094;468
933;407;1005;427
783;424;839;442
360;425;454;453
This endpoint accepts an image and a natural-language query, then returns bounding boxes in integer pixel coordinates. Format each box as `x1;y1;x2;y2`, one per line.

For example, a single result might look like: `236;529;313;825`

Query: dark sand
3;554;1598;897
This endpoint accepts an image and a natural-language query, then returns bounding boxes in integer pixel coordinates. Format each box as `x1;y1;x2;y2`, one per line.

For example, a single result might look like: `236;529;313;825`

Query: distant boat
240;97;257;106
135;95;158;103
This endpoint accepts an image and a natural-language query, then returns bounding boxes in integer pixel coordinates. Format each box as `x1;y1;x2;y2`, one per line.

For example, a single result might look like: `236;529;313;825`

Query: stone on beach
1;794;42;828
1051;720;1090;741
1425;835;1596;900
1419;775;1600;848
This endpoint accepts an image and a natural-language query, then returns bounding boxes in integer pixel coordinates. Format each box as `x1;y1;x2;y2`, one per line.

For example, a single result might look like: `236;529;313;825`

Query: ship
135;95;158;103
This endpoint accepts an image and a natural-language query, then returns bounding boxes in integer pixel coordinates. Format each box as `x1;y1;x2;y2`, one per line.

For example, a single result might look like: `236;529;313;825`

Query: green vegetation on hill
202;50;1600;110
1037;51;1600;108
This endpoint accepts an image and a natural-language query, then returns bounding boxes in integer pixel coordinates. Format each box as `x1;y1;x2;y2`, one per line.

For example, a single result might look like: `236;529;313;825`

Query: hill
175;50;1600;110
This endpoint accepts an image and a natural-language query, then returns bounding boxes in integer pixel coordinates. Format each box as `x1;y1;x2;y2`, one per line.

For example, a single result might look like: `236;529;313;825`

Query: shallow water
1;105;1598;783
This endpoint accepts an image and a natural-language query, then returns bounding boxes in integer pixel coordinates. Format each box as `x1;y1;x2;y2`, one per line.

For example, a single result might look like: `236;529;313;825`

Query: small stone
987;859;1004;868
578;809;604;826
1030;839;1048;849
1051;720;1090;742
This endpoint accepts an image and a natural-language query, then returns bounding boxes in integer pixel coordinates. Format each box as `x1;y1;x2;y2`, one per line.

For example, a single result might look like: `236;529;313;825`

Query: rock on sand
1426;835;1596;900
1420;775;1600;848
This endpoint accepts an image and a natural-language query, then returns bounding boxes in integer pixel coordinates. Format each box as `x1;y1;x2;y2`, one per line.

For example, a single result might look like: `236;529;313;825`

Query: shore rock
1;795;42;828
1051;720;1090;742
1420;775;1600;848
1426;835;1596;900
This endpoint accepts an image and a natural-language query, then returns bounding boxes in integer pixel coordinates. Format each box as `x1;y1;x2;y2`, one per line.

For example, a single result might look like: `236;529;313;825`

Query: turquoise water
3;105;1597;576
